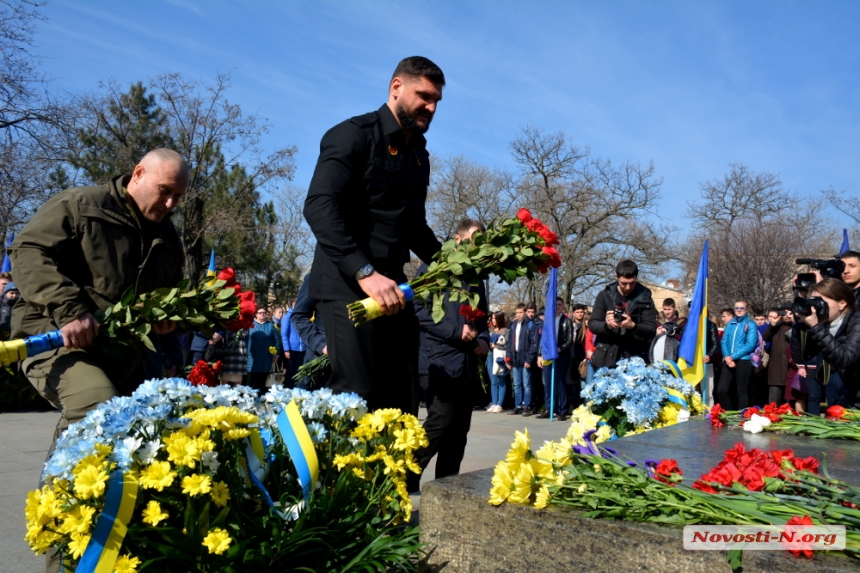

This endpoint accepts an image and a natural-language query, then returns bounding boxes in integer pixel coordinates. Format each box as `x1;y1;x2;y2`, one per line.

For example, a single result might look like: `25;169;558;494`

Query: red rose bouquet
347;209;561;325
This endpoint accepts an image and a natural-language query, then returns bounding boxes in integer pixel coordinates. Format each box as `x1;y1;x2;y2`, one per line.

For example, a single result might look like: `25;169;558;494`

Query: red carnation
516;208;533;223
188;360;218;387
654;459;683;485
784;515;815;558
790;456;819;474
692;480;718;494
459;304;486;323
708;404;726;427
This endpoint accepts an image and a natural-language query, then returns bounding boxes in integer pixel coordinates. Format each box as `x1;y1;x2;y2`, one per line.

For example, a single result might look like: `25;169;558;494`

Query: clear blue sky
34;0;859;233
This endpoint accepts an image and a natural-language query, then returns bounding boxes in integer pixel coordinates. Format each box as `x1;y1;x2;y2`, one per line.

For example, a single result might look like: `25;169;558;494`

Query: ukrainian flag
207;250;217;277
676;240;708;386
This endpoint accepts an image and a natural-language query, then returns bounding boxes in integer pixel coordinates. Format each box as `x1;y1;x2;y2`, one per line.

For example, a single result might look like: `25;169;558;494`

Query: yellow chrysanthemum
382;454;406;476
141;500;169;526
202;528;232;555
139;461;177;492
552;438;574;466
578;483;588;494
75;464;109;500
690;392;705;414
352;466;369;480
72;454;107;477
224;428;251;441
197;437;216;452
404;450;421;474
505;429;530;470
333;453;359;469
165;432;201;467
67;532;91;559
489;460;513;505
393;427;421;451
59;504;96;535
533;485;551;509
594;425;613;443
534;441;556;465
210;481;230;507
26;486;62;525
509;461;536;505
529;458;554;480
181;474;212;496
184;406;258;431
658;403;680;425
113;554;142;573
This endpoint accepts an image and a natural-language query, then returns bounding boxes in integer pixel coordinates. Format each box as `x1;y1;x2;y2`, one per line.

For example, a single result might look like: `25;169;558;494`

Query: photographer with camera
791;278;860;411
716;300;759;410
589;260;657;370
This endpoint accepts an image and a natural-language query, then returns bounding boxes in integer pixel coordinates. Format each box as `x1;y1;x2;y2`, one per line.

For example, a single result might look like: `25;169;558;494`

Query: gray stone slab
421;420;860;572
608;420;860;484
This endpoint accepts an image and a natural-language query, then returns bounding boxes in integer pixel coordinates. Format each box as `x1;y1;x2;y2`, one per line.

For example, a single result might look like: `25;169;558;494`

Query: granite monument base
420;420;859;572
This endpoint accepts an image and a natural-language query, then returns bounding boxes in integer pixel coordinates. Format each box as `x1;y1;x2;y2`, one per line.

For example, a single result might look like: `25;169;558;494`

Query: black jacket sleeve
705;320;720;361
589;291;611;336
632;299;658;341
557;316;573;354
303;122;372;278
807;312;860;372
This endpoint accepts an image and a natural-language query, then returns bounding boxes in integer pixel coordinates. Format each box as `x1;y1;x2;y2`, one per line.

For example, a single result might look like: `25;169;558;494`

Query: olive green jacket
9;175;184;341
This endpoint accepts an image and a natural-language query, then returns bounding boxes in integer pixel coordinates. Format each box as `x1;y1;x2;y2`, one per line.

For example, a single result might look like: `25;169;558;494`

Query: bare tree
684;166;837;312
510;126;672;306
823;187;860;247
0;0;51;133
426;155;515;240
688;164;791;231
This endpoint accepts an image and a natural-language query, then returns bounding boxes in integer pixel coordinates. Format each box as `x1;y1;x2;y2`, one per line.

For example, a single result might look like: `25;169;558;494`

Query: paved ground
0;407;566;573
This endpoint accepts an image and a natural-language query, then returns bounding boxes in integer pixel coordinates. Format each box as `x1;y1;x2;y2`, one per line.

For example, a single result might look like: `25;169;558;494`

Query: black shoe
536;411;550;419
556;414;568;422
522;408;534;417
507;408;523;415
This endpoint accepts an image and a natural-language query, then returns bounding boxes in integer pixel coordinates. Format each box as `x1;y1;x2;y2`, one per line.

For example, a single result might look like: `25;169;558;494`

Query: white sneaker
492;405;502;413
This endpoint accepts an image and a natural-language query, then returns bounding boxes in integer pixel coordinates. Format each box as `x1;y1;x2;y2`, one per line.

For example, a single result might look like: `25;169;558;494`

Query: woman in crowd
247;307;281;391
792;278;860;413
486;312;510;412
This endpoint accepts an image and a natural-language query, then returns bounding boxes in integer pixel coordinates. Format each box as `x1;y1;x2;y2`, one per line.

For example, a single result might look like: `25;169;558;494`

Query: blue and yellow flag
207;250;217;277
676;240;708;385
840;229;850;255
1;232;14;273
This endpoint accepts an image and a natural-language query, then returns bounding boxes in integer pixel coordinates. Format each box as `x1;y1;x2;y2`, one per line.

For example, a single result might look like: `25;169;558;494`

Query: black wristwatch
354;264;374;281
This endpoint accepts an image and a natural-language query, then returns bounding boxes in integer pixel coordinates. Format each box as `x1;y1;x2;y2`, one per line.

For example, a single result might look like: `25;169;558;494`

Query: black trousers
317;299;416;413
716;359;752;410
407;373;473;492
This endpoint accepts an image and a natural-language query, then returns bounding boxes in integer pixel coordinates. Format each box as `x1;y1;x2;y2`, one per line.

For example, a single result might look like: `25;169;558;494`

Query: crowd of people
3;55;860;546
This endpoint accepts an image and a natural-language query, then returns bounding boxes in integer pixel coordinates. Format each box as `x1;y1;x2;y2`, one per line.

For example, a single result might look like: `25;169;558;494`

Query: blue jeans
511;366;532;409
542;356;569;414
488;356;508;406
826;372;853;408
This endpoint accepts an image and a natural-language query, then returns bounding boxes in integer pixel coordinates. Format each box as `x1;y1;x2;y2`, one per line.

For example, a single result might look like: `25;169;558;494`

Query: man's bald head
127;149;189;223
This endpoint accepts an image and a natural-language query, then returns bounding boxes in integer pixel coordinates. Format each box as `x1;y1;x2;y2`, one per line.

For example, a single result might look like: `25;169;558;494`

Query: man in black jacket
289;273;328;389
408;219;489;492
537;297;572;420
303;57;445;411
506;303;539;415
589;260;657;369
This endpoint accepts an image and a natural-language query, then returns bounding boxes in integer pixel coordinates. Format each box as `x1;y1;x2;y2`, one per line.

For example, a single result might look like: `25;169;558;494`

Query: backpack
744;322;765;370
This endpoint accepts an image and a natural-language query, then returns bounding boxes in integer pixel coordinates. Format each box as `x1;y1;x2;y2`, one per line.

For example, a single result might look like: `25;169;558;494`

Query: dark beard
396;104;432;135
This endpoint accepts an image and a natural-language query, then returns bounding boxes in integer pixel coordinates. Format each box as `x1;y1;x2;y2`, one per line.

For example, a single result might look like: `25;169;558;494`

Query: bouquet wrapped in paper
347;208;561;325
25;381;425;572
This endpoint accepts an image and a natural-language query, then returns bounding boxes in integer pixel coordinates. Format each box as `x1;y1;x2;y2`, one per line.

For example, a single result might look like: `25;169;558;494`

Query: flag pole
550;361;555;421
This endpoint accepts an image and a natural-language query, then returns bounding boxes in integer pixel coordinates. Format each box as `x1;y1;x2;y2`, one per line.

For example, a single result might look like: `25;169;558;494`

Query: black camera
796;258;845;280
613;304;626;323
777;310;788;317
662;322;678;337
792;296;829;320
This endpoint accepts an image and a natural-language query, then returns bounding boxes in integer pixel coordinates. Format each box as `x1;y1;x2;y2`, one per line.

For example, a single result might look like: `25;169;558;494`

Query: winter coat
247;320;281;373
414;264;489;379
9;175;183;376
589;281;658;368
506;318;538;367
763;322;792;387
281;307;306;353
721;315;759;361
291;274;327;361
792;310;860;392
